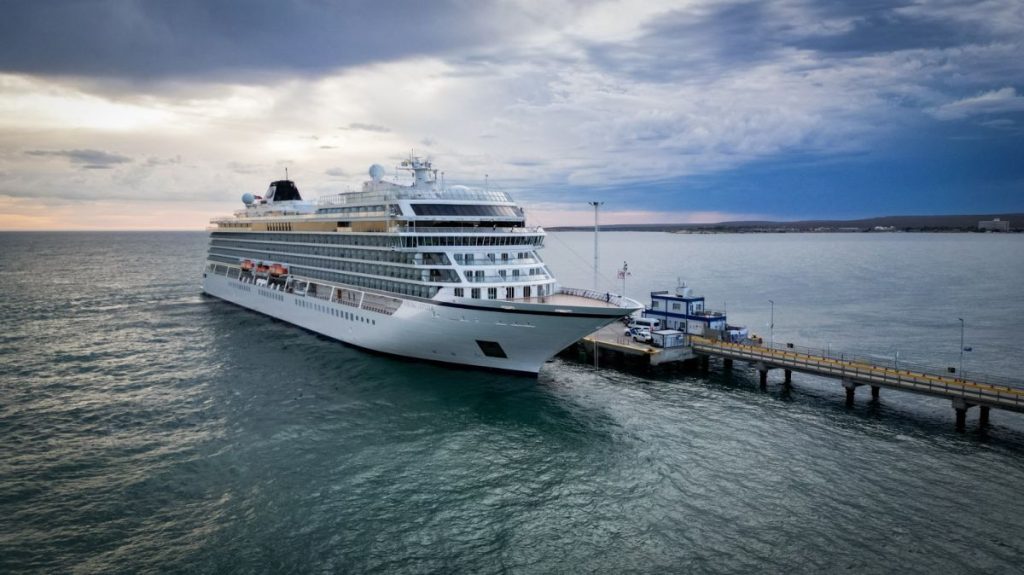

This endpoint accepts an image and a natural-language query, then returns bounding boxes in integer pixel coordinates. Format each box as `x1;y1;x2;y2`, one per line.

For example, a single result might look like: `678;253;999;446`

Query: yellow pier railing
690;336;1024;414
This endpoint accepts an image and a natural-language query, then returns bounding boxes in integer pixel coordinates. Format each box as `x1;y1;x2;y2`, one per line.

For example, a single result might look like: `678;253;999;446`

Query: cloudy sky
1;0;1022;229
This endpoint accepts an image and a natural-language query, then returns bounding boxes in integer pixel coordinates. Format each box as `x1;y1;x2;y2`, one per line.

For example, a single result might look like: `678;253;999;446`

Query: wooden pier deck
690;335;1024;430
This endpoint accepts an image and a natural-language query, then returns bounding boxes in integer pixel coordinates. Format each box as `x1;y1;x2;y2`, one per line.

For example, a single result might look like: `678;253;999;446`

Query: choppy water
2;231;1023;574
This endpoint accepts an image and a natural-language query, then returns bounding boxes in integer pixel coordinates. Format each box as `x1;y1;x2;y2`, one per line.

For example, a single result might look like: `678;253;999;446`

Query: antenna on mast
285;167;289;181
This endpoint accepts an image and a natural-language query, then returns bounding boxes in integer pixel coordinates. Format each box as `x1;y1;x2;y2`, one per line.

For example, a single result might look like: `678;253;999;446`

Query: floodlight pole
589;201;603;291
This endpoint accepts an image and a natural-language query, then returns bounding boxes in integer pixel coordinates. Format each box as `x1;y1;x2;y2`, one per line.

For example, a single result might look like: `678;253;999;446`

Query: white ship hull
202;272;627;375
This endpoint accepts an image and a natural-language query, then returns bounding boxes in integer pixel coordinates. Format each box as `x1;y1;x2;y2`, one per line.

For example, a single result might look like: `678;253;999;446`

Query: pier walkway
690;336;1024;430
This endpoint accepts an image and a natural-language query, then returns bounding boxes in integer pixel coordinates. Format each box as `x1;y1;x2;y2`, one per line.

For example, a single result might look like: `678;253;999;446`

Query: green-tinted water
2;232;1022;573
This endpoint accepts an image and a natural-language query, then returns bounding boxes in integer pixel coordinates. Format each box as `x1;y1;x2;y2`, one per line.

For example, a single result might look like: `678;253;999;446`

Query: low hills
545;213;1022;233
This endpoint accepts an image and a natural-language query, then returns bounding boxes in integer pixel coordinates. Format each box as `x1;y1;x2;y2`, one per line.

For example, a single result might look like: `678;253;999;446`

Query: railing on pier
690;336;1024;412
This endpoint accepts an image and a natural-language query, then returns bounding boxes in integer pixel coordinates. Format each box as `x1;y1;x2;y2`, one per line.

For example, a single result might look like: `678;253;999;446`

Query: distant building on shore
978;218;1010;232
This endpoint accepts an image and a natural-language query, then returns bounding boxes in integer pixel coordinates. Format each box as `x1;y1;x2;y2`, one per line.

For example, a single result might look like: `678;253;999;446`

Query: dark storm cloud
25;149;132;167
793;4;992;55
583;0;1015;83
582;3;780;82
0;0;515;79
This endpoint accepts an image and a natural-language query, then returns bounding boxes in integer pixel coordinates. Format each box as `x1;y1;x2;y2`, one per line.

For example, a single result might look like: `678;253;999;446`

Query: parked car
624;326;652;343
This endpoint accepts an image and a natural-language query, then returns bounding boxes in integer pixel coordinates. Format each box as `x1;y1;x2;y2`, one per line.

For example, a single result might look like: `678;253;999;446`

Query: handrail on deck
559;287;643;310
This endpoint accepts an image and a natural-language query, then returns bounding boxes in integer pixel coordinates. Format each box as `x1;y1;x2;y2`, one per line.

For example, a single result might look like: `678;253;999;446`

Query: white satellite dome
241;192;255;206
369;164;386;182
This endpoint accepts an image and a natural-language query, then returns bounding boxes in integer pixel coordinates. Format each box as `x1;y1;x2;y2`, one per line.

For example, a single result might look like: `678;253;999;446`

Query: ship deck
512;293;633;309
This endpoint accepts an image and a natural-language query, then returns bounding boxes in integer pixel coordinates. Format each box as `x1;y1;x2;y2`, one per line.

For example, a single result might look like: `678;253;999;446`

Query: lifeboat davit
241;259;254;271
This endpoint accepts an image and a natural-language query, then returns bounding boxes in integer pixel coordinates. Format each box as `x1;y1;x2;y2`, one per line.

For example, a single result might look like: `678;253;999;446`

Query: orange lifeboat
241;259;254;271
269;264;288;277
255;263;270;274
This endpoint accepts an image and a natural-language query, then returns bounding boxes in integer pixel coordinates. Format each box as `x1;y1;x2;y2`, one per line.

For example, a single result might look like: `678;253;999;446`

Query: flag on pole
618;261;630;279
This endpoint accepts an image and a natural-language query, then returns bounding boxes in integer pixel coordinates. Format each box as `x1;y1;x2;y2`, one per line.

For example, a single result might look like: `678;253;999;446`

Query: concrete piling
952;398;972;433
871;386;880;401
955;408;967;432
784;369;792;384
842;380;859;407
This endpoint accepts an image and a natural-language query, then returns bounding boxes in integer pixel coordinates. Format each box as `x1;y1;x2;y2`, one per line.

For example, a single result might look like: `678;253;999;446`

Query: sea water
1;231;1022;573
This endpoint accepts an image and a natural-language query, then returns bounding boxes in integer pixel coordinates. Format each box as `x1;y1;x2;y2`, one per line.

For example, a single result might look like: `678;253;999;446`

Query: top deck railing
318;187;513;206
399;226;543;235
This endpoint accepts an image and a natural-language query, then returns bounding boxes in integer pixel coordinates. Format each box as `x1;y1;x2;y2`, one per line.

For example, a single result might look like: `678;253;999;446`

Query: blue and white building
644;283;747;341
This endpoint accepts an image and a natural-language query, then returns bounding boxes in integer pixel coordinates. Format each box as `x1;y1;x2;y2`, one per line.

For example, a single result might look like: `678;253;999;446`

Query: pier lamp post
588;201;603;291
958;318;965;380
768;299;775;348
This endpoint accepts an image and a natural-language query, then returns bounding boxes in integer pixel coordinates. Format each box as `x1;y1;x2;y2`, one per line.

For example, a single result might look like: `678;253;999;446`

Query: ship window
652;301;660;309
506;287;515;299
487;288;497;299
672;303;681;310
476;340;508;359
410;204;519;217
454;288;464;297
471;288;480;299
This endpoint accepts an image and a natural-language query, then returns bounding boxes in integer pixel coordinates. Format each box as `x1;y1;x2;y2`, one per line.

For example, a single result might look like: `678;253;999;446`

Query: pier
691;337;1024;430
571;328;1024;431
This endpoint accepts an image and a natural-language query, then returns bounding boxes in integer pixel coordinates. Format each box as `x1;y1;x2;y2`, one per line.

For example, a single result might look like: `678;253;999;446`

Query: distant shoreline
545;213;1022;233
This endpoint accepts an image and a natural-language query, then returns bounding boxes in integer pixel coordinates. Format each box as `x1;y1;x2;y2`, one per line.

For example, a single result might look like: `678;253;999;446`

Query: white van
627;317;661;331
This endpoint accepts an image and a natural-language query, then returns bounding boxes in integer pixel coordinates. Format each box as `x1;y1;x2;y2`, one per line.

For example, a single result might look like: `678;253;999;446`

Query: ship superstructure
202;156;641;374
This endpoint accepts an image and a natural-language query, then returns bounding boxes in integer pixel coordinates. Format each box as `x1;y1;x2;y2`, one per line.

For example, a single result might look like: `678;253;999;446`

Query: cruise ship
202;157;642;375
